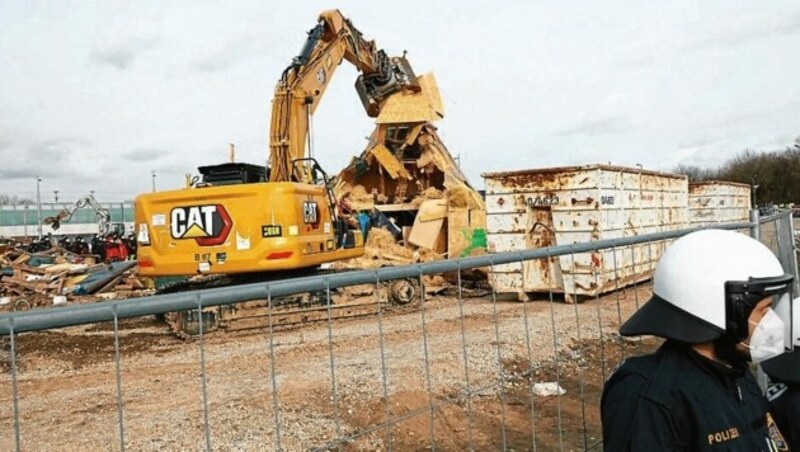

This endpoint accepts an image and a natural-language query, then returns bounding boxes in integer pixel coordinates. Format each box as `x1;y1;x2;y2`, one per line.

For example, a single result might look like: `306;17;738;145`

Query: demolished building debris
334;73;487;262
0;240;149;312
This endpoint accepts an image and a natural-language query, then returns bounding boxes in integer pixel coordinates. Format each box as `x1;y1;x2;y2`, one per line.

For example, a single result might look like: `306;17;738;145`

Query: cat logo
170;204;232;246
303;201;319;224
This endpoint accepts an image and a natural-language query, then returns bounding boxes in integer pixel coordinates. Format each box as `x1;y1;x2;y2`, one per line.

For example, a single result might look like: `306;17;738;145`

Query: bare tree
672;164;718;182
674;135;800;204
0;194;35;205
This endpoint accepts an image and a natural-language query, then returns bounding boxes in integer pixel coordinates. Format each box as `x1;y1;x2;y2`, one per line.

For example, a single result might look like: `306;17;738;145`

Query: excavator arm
44;194;112;235
268;9;419;182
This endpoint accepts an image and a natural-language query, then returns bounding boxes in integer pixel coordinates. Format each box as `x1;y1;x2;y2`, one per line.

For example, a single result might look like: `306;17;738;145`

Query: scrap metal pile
0;239;149;312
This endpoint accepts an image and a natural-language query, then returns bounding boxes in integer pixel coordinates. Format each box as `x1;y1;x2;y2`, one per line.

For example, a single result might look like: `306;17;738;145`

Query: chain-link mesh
1;213;794;450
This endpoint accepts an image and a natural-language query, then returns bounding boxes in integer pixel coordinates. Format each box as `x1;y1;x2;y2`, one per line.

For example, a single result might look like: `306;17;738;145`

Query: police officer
601;229;794;451
762;304;800;450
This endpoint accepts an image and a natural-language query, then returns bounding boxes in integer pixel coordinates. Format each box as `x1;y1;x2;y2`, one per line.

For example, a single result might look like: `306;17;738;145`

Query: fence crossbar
0;221;754;335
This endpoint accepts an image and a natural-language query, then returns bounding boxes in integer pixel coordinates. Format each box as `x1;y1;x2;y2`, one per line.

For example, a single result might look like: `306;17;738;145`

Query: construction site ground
1;284;656;451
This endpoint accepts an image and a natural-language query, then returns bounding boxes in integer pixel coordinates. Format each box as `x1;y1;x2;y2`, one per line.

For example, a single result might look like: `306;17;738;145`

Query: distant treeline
0;194;35;205
674;139;800;205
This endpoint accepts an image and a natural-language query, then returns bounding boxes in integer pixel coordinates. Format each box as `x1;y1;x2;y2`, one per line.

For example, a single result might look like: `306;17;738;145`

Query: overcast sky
1;1;799;202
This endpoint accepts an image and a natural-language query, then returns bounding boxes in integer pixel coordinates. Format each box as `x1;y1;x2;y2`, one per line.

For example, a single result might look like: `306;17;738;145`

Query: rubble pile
334;228;441;271
334;73;487;263
0;241;150;312
334;228;451;295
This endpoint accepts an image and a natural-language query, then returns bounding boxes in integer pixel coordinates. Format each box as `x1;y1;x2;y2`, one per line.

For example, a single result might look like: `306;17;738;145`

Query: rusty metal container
482;164;688;301
689;181;751;226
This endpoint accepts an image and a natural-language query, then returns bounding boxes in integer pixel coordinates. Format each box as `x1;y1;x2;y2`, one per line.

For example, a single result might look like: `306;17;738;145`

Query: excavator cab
109;223;127;237
197;163;268;186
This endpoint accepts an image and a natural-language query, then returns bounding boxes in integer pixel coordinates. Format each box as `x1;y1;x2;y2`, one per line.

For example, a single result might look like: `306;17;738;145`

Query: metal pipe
36;176;42;239
0;220;755;335
750;209;761;240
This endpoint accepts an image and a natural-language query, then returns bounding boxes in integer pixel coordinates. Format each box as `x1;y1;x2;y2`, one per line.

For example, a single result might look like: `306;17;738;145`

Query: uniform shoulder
603;353;660;407
607;352;660;383
602;352;683;450
605;343;692;406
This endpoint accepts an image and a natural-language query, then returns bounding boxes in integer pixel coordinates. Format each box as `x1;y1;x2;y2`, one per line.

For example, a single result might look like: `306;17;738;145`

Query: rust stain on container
484;164;689;301
689;180;751;227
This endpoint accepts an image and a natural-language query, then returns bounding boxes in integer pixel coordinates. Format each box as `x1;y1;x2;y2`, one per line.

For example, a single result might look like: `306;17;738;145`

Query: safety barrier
0;211;795;451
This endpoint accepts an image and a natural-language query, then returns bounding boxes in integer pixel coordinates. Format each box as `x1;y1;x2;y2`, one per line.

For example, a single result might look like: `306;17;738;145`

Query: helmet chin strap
717;295;755;365
713;333;751;365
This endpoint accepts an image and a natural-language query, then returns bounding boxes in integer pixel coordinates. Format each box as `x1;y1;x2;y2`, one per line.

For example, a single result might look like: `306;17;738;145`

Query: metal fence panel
1;213;795;451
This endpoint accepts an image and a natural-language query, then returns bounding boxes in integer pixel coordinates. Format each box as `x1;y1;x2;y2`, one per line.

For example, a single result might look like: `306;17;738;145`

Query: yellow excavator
134;10;422;334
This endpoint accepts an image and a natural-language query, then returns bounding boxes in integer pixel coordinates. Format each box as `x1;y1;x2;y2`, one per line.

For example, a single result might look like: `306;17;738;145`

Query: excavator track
156;272;421;339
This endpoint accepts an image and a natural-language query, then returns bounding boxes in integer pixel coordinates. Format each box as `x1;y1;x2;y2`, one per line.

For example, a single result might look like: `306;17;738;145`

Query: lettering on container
527;195;559;207
601;196;615;205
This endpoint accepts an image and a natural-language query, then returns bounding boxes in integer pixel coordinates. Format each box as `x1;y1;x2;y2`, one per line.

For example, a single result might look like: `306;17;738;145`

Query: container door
522;206;563;291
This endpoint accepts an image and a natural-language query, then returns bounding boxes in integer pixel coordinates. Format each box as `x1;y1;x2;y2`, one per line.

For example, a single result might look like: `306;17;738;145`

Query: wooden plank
417;199;448;222
447;208;470;259
370;143;411;180
97;275;124;294
409;201;447;252
376;73;444;124
374;203;418;212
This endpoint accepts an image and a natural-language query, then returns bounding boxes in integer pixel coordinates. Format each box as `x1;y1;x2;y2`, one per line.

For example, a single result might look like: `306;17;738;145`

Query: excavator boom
268;9;419;183
44;194;112;235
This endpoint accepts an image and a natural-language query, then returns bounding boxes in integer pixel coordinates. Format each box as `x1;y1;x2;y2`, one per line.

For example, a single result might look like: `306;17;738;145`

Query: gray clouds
122;148;164;162
189;40;252;74
553;116;632;138
28;137;90;161
0;167;44;179
89;39;159;70
692;12;800;50
0;137;93;180
1;0;799;199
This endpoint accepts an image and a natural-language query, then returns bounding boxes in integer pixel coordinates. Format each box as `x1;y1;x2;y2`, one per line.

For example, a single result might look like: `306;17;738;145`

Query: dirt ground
0;282;658;451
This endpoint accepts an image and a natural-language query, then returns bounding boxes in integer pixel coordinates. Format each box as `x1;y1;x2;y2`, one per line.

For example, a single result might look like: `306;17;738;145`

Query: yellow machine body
135;181;363;277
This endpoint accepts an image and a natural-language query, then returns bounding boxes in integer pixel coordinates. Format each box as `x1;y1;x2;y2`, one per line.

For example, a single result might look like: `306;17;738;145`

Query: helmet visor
774;294;800;350
725;273;794;348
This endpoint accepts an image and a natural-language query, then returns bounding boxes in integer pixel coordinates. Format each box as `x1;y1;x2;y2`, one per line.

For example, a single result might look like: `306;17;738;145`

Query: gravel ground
0;282;654;451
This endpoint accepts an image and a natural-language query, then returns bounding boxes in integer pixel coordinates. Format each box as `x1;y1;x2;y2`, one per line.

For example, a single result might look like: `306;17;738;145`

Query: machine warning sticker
170;204;232;246
152;214;166;226
262;225;282;238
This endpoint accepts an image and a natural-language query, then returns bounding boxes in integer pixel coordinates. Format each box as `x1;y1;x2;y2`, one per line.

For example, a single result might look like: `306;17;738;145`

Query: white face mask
747;308;786;363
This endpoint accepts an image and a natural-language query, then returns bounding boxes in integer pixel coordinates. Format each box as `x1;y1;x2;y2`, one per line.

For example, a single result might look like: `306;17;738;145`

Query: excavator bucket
43;217;61;230
355;55;420;117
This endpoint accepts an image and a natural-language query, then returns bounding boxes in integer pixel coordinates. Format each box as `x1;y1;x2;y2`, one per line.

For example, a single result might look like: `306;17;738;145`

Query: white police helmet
621;229;794;345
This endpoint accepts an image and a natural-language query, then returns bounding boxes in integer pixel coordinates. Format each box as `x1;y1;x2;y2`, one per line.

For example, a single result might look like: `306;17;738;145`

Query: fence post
749;209;760;241
785;211;799;295
23;204;28;239
751;208;770;391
